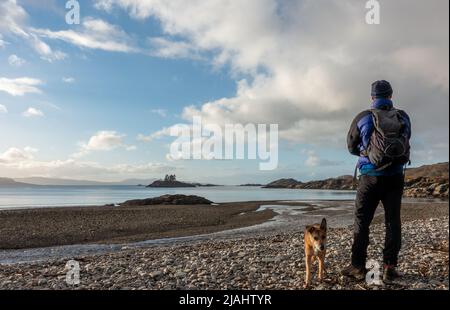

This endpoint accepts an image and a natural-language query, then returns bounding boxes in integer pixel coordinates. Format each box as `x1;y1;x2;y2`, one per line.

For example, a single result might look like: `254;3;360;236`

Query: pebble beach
0;199;448;290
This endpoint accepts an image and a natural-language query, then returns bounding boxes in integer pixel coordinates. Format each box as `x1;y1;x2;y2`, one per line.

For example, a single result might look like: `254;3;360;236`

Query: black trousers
351;174;404;268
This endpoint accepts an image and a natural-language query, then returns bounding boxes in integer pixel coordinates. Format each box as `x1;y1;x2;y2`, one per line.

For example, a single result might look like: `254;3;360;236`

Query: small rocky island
147;175;196;188
121;194;213;206
147;175;221;188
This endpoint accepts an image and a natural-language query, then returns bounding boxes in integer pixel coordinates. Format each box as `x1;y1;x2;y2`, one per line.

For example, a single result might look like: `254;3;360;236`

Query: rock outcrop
403;163;449;198
121;195;213;206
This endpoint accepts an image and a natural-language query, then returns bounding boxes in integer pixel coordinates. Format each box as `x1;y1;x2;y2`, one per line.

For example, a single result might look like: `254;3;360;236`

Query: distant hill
263;176;353;190
263;178;299;189
0;178;37;187
263;162;449;198
405;162;448;180
14;177;156;186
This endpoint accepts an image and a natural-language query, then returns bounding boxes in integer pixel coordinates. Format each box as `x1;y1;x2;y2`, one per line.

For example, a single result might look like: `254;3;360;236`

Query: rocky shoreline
403;177;449;198
0;201;448;290
263;162;449;199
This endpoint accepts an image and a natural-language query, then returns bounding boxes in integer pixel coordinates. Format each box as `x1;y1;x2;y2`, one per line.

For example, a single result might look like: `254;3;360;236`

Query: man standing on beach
343;80;412;282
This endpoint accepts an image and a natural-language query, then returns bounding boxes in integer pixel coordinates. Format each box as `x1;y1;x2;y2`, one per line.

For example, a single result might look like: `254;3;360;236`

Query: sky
0;0;448;184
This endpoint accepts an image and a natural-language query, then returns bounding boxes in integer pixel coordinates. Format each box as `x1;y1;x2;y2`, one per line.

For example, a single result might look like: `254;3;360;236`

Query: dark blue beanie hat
371;80;393;98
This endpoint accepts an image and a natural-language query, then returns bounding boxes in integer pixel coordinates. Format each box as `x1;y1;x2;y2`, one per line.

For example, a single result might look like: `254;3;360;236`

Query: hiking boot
341;264;367;281
383;264;401;283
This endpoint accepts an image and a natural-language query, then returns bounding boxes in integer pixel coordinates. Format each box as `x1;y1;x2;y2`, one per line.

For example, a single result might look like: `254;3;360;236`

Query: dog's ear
320;218;327;231
306;225;315;234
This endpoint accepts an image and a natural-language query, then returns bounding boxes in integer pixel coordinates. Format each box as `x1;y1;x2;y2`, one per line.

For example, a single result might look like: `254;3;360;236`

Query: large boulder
433;184;449;197
121;194;213;206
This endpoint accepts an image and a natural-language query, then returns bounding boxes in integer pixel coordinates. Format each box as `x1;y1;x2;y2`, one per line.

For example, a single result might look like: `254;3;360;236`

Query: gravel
0;216;447;290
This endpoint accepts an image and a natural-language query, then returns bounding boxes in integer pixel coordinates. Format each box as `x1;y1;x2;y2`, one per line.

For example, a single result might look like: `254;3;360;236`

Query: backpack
367;108;410;169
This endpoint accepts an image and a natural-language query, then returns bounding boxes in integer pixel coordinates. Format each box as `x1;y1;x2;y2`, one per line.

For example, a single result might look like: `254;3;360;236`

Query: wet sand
0;199;447;290
0;202;279;249
0;199;447;251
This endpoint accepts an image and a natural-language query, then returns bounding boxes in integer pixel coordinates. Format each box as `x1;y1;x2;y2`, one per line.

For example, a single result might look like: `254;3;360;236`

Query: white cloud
150;108;167;117
80;131;124;151
125;145;137;151
98;0;449;161
304;150;341;167
22;107;44;118
32;18;139;53
137;124;187;142
390;47;449;93
0;77;43;96
305;151;320;167
74;131;135;157
94;0;115;13
137;131;166;142
0;144;175;180
29;33;67;62
0;104;7;113
0;0;28;37
62;77;75;83
0;34;6;48
0;146;36;163
7;54;26;66
148;37;200;59
0;0;66;62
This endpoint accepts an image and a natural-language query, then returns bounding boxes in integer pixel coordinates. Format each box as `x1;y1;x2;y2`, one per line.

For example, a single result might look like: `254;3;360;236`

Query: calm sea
0;186;356;209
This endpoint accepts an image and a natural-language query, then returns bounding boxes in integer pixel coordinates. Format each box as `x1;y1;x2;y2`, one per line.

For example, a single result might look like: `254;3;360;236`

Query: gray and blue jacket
347;98;411;176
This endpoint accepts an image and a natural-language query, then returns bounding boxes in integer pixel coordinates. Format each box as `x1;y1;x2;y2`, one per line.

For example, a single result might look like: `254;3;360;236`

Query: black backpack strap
353;163;359;188
375;162;393;172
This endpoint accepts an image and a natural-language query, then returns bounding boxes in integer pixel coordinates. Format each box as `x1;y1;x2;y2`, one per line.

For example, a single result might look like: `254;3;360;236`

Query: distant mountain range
1;162;448;197
0;176;221;187
4;177;157;186
0;178;39;187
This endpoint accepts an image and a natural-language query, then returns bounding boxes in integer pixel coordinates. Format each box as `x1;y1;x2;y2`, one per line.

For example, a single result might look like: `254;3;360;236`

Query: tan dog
304;218;327;287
